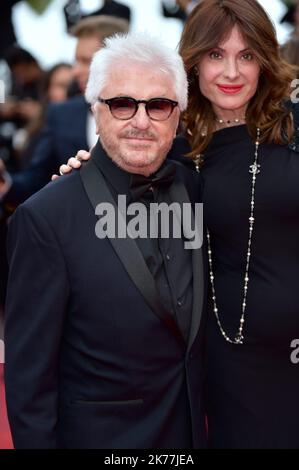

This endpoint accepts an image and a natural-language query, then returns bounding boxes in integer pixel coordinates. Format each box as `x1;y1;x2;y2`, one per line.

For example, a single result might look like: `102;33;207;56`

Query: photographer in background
162;0;200;21
64;0;131;30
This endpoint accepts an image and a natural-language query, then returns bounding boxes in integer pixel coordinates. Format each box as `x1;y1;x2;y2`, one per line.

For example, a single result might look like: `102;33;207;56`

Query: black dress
201;125;299;449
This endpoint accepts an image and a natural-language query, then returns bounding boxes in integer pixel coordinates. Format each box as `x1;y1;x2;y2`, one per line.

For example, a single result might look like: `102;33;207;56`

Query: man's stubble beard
98;131;173;176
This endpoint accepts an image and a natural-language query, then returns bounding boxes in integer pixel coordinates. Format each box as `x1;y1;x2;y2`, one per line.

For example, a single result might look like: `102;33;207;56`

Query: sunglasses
97;96;179;121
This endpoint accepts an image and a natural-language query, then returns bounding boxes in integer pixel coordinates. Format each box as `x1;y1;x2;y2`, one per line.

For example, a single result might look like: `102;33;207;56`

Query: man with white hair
4;33;206;449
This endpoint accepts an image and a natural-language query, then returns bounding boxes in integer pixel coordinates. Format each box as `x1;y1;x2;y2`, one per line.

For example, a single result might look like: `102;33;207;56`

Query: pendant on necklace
249;163;261;175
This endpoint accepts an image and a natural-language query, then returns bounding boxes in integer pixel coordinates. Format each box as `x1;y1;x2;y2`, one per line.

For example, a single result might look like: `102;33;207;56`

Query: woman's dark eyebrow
214;47;252;52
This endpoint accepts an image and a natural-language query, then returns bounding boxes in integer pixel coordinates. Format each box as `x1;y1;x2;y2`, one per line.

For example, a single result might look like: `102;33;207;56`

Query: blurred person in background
281;36;299;76
4;46;44;102
0;62;72;181
42;62;73;104
0;63;72;316
280;0;299;37
0;0;54;60
0;47;45;317
17;62;73;169
0;48;45;167
0;1;21;60
162;0;200;21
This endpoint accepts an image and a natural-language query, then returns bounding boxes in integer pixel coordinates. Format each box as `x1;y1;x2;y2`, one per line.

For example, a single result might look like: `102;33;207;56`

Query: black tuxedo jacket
4;141;207;449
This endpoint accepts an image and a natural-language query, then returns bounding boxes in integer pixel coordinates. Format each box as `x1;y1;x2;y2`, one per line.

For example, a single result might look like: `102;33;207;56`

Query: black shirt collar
91;139;132;200
91;139;176;203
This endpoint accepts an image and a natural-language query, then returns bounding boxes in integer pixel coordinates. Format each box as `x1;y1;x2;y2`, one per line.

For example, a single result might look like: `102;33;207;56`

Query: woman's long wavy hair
179;0;297;160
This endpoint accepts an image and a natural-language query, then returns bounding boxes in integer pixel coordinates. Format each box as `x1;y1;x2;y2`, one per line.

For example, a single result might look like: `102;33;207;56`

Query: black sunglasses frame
97;96;179;121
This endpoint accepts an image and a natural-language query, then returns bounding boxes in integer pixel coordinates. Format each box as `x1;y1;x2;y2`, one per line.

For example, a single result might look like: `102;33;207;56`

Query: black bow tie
130;162;176;202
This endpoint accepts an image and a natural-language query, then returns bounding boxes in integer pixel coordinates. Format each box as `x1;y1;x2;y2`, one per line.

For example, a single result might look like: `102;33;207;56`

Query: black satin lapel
168;178;205;350
188;247;204;351
80;157;183;343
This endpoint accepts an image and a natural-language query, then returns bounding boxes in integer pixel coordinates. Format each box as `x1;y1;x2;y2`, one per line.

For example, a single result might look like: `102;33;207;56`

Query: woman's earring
194;67;199;76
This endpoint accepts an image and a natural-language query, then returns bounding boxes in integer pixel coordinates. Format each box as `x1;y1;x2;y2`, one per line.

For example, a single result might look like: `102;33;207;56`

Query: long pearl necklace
206;127;261;345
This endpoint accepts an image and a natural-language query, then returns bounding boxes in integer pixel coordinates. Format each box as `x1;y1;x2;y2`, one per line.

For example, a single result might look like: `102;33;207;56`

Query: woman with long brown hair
56;0;299;449
178;0;299;449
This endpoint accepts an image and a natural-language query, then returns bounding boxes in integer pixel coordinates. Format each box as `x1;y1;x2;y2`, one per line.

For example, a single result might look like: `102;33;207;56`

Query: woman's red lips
217;84;244;94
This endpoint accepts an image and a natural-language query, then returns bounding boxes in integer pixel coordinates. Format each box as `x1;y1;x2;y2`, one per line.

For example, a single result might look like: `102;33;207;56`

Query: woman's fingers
60;164;72;174
51;149;92;180
67;157;81;168
76;150;91;161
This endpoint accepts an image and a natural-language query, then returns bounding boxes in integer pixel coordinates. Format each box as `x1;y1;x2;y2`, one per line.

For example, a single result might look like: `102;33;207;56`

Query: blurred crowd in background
0;0;299;326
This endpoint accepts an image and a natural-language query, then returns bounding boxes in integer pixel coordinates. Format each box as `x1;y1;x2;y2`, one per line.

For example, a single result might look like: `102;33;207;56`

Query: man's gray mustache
121;130;156;139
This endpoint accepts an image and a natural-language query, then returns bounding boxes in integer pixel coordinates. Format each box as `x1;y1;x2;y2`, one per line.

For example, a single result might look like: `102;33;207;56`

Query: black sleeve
4;204;70;448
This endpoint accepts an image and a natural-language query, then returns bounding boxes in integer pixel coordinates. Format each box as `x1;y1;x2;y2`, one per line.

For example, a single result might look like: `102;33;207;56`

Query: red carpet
0;364;13;449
